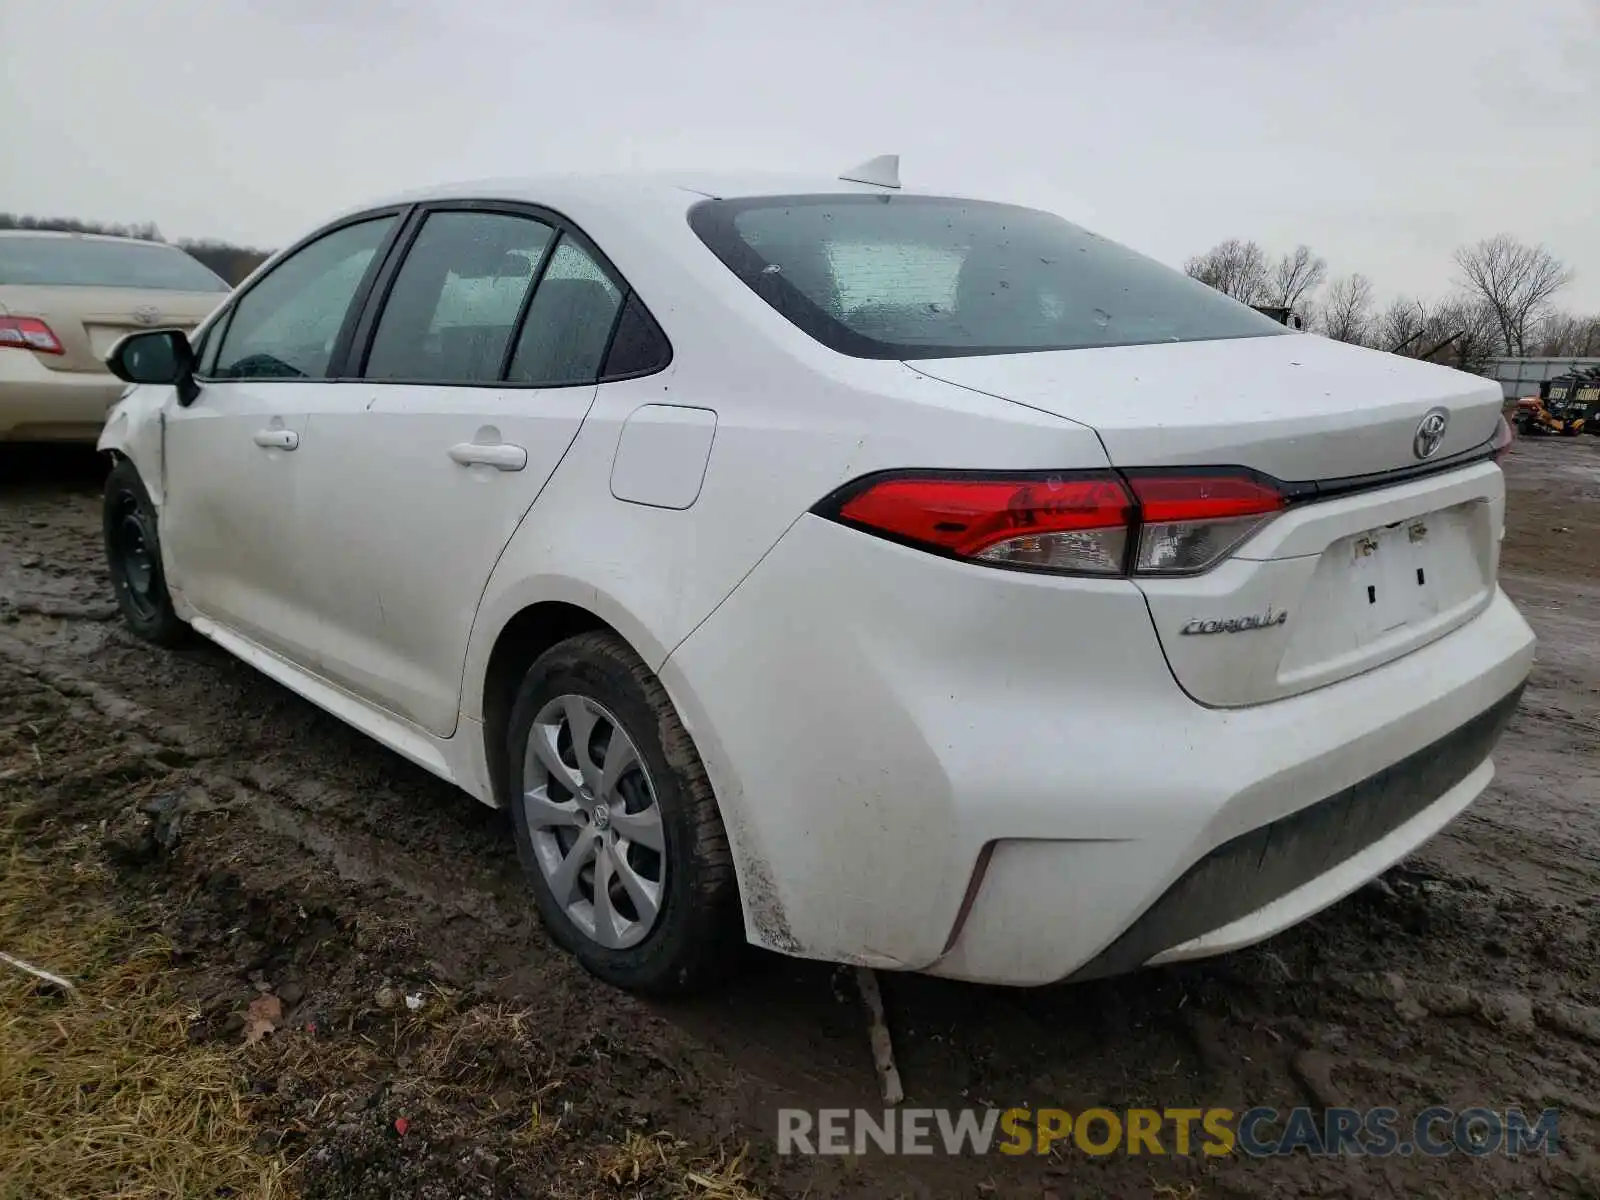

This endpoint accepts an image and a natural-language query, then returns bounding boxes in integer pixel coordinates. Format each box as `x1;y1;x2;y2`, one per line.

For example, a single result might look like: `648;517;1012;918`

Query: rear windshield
688;194;1287;359
0;237;230;292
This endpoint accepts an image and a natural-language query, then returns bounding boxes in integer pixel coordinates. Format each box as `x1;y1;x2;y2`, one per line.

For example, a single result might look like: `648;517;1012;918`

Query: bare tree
1421;297;1504;372
1530;311;1600;358
178;239;273;285
1319;274;1375;345
1453;234;1574;356
1378;296;1430;354
1266;245;1327;311
0;213;162;241
1184;239;1270;304
0;211;272;285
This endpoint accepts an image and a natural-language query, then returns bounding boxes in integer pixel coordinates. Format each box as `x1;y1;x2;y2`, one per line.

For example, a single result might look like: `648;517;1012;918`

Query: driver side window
210;216;396;381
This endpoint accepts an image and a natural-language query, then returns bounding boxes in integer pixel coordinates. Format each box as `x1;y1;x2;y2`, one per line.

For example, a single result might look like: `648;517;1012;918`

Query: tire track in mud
0;619;594;984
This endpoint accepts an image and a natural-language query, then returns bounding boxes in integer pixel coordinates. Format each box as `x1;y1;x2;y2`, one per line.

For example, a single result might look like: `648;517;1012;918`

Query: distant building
1482;356;1600;400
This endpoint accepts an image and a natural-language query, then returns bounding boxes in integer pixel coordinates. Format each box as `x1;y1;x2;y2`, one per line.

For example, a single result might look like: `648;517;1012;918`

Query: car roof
347;171;977;223
0;229;185;248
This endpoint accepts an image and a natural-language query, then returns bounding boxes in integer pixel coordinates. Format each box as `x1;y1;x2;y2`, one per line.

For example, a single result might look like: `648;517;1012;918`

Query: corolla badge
1413;407;1449;460
1180;607;1288;636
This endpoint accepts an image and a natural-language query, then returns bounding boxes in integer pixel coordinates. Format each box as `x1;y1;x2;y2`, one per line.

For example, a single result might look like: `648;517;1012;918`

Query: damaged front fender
97;385;171;509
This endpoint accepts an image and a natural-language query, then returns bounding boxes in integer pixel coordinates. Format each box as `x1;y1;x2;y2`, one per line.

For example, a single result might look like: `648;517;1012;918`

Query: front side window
688;194;1288;360
0;236;229;292
364;211;556;384
211;216;396;380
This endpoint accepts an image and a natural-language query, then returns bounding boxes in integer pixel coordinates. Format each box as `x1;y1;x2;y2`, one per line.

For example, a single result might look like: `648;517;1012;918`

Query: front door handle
448;442;527;472
252;429;299;451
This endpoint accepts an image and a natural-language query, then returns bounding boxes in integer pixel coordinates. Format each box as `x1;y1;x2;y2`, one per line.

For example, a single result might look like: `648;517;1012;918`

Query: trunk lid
911;334;1508;707
909;332;1502;481
0;285;222;375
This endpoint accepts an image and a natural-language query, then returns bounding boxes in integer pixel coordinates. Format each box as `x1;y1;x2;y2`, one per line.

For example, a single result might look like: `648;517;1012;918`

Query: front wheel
506;632;743;993
102;457;187;646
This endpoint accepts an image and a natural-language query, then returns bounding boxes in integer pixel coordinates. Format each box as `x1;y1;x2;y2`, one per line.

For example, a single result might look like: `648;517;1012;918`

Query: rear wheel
506;632;742;993
102;458;187;646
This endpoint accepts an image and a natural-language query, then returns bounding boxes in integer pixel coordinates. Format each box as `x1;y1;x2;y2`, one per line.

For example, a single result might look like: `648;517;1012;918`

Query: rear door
288;204;635;736
161;213;401;657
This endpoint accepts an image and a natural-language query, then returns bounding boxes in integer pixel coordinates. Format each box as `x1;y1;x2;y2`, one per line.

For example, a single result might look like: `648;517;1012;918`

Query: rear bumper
663;514;1536;985
0;354;124;441
1068;683;1521;980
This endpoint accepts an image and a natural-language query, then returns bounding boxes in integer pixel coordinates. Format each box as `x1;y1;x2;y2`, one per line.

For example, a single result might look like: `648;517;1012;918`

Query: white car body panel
95;171;1536;986
1139;461;1505;706
279;380;596;736
98;382;165;500
159;381;310;657
664;512;1532;973
911;334;1504;482
609;404;718;509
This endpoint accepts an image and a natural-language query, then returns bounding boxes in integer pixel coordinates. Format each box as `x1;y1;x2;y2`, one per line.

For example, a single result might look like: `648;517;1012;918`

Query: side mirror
106;329;200;405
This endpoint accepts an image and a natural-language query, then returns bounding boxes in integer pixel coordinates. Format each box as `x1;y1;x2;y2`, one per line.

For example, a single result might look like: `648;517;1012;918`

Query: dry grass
0;676;768;1200
0;816;286;1199
596;1132;761;1198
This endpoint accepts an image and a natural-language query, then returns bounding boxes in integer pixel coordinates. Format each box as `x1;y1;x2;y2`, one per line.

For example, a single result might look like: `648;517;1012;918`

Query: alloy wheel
521;694;667;949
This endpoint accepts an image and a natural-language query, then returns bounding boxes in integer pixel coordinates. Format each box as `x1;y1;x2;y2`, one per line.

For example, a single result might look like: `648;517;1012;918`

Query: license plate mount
1348;518;1435;639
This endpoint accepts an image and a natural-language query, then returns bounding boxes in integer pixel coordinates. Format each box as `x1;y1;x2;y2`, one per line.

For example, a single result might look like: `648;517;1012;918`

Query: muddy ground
2;436;1598;1199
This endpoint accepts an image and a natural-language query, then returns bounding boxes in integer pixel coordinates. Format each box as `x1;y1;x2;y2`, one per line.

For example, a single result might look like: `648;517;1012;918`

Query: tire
102;457;187;646
506;631;742;993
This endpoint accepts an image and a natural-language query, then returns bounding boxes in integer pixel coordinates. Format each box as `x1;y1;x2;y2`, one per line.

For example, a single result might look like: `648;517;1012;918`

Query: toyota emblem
132;305;160;326
1413;407;1449;460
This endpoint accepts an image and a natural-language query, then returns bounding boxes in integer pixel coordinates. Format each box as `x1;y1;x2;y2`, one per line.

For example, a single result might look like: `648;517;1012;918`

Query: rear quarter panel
458;350;1111;718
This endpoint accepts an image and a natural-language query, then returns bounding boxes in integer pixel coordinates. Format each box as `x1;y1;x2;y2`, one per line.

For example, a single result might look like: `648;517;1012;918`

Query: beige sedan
0;231;230;442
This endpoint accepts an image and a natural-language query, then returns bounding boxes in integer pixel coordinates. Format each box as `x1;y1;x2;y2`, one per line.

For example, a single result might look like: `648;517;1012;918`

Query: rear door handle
252;429;299;451
448;442;527;472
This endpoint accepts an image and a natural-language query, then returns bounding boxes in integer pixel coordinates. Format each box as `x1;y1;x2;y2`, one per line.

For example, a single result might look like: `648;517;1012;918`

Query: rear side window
0;236;229;292
688;194;1287;360
212;216;395;380
365;211;556;383
602;292;672;378
506;238;624;386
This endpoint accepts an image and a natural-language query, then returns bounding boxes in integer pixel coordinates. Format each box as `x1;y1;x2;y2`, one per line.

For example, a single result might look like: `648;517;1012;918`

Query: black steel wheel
102;457;187;646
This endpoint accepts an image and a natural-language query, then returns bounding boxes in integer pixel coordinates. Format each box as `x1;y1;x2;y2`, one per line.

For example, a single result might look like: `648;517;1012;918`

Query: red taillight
1125;473;1285;574
836;474;1134;574
822;469;1286;576
0;316;64;355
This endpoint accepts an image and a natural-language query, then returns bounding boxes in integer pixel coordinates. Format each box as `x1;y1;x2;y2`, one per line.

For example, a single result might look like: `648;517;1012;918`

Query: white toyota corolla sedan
99;162;1534;993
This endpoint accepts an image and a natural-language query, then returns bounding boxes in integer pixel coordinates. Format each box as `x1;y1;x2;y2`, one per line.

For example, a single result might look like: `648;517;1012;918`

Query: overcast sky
3;0;1596;309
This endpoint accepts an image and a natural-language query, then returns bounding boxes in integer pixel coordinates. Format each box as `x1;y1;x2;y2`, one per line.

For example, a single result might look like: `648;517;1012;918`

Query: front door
288;209;627;735
160;214;400;662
